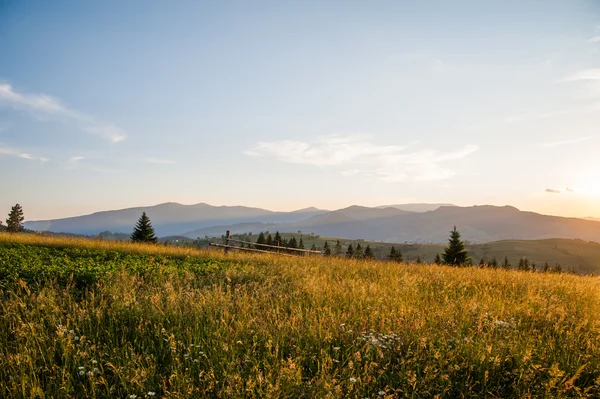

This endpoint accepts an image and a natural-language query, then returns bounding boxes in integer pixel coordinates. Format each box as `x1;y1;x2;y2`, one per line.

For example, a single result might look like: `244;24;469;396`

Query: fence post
224;230;230;254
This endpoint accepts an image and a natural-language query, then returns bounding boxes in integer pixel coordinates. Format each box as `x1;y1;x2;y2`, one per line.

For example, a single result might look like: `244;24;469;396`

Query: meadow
1;233;600;398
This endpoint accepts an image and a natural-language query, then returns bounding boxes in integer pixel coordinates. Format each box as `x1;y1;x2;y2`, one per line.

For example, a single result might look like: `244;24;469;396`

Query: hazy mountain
282;205;600;244
24;202;325;236
184;222;278;238
585;217;600;222
376;203;456;212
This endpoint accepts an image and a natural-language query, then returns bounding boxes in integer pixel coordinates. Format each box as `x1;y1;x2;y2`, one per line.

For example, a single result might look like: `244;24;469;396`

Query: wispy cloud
538;135;596;148
545;188;561;194
245;135;478;182
0;82;127;143
0;145;48;162
589;36;600;43
565;69;600;82
143;157;175;165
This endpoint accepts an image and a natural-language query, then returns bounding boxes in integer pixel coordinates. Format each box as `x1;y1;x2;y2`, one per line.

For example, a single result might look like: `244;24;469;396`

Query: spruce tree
346;244;354;258
479;258;486;267
6;203;24;233
323;241;331;256
274;231;282;247
434;253;442;264
442;226;470;266
364;245;373;259
288;236;298;249
503;256;511;270
490;257;498;268
266;234;273;250
388;246;397;261
130;212;157;243
298;237;305;249
416;255;423;264
310;243;318;251
255;232;266;249
354;243;364;259
334;240;343;256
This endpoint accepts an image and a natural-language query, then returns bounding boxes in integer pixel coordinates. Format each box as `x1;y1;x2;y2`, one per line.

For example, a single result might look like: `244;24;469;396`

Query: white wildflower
349;377;357;383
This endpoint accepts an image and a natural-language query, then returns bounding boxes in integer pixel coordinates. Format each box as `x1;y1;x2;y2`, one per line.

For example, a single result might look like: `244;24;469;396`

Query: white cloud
565;69;600;81
0;145;48;162
0;82;127;143
589;36;600;43
246;135;478;182
538;135;596;148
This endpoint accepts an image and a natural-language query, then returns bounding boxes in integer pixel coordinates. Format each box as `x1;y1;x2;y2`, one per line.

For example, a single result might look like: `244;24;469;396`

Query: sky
1;0;600;220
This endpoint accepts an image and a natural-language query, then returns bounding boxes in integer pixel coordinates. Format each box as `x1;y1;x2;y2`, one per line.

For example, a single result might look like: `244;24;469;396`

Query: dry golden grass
1;233;600;398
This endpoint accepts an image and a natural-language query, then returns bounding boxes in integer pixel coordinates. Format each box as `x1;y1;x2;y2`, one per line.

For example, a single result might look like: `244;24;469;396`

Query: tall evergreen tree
266;234;273;250
274;231;282;247
6;203;25;233
310;243;317;251
434;253;442;264
298;237;305;249
442;226;470;266
130;212;157;243
543;261;550;273
346;244;354;258
334;240;343;256
479;258;486;267
323;241;331;256
416;255;423;264
288;236;298;249
364;245;374;259
255;232;266;249
503;256;511;270
354;243;364;259
388;246;397;261
490;257;498;268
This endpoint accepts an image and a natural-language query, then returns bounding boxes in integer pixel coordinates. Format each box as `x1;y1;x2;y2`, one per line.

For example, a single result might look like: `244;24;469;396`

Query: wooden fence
209;230;322;256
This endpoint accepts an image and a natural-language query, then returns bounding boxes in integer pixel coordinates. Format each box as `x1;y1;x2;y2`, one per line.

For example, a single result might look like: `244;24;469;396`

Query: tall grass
1;233;600;398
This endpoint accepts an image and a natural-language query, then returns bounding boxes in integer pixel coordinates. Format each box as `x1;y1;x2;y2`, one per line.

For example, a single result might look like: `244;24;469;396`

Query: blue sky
1;0;600;220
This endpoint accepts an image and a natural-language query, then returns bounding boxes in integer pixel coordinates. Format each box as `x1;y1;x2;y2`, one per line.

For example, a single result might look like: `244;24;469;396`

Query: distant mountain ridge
24;202;600;244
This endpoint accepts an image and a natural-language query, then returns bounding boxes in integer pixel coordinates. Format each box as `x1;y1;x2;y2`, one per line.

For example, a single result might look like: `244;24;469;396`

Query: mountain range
24;203;600;244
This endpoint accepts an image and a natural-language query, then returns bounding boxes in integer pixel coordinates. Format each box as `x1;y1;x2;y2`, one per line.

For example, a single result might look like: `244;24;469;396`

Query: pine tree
364;245;374;259
346;244;354;259
266;234;273;250
323;241;331;256
543;261;550;273
255;232;266;249
442;226;470;266
416;255;423;264
130;212;157;243
310;243;317;251
503;256;511;270
388;246;397;261
6;204;25;233
298;237;305;249
288;236;298;249
334;240;343;256
518;258;529;271
434;253;442;264
490;257;498;268
274;231;282;247
479;258;486;267
354;243;364;259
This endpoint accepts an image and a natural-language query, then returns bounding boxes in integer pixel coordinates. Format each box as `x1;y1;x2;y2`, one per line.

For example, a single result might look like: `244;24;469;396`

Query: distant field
1;233;600;398
232;233;600;274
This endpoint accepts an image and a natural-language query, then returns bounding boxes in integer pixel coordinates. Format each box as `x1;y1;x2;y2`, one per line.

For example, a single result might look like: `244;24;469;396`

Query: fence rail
209;230;322;256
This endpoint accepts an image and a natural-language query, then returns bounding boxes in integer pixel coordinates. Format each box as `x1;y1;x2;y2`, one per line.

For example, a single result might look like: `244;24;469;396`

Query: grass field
2;233;600;398
232;233;600;274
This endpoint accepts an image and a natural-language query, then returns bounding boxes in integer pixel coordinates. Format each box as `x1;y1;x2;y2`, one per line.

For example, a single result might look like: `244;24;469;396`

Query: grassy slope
259;233;600;274
2;233;600;398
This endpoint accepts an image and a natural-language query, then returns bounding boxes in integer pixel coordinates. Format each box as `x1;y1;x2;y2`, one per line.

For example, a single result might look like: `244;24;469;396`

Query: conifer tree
346;244;354;258
364;245;373;259
503;256;511;270
434;253;442;264
298;237;304;249
266;234;273;250
479;258;486;267
6;204;25;233
334;240;343;256
416;255;423;264
388;246;397;261
490;257;498;268
543;261;550;273
354;243;364;259
130;212;157;243
442;226;470;266
288;236;298;249
323;241;331;256
310;243;317;251
274;231;282;247
255;232;266;249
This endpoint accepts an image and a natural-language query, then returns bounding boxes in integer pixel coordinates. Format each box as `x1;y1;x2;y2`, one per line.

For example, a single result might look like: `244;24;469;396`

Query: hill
24;202;326;236
1;233;600;398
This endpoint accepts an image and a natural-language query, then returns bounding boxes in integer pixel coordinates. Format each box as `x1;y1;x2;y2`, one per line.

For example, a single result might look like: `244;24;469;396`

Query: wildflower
69;330;75;334
92;360;97;364
74;336;80;341
78;371;84;376
93;367;99;373
333;347;340;351
147;392;156;397
78;366;85;370
349;377;357;383
129;395;137;399
199;351;205;355
340;323;346;327
379;391;386;396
